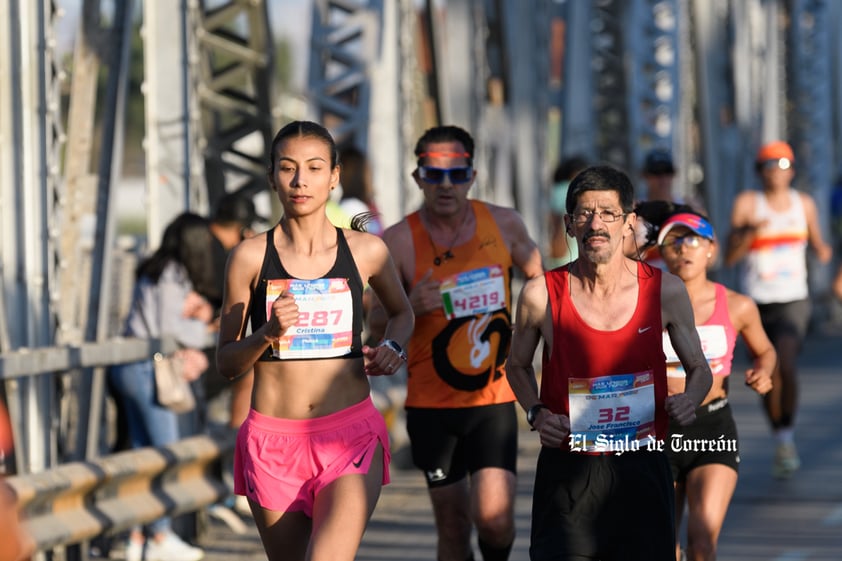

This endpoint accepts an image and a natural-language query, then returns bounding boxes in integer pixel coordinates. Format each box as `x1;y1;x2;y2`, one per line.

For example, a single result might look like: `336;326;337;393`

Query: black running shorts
406;402;518;487
530;448;675;561
667;397;740;482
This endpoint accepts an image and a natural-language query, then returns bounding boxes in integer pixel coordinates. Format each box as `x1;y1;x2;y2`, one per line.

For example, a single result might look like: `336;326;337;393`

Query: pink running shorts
233;397;391;516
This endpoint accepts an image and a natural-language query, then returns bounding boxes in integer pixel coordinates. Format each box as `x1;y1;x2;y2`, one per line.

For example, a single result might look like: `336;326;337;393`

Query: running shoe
772;442;801;479
143;532;204;561
124;538;144;561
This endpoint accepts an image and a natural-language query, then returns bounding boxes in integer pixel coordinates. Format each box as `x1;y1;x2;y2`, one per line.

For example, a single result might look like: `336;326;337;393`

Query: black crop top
249;226;365;361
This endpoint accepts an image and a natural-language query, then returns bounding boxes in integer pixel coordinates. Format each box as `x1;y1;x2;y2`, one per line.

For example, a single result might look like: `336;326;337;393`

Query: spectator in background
641;148;706;212
337;144;384;332
204;192;270;428
638;149;710;270
109;212;215;561
548;155;588;268
208;192;270;307
339;145;384;236
724;140;833;479
637;150;681;270
642;148;678;202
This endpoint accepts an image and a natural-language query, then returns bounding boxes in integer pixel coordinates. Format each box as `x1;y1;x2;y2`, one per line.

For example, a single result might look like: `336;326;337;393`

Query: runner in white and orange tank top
724;140;832;480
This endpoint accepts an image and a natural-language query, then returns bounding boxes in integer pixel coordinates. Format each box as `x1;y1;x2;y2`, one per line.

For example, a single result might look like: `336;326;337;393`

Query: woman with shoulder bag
108;212;215;561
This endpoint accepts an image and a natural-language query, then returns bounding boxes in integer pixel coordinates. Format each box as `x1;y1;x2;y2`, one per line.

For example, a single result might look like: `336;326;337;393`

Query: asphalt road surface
155;331;842;561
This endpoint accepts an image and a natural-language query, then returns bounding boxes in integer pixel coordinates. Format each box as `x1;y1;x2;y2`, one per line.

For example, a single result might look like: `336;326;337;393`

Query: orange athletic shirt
405;200;516;409
541;263;670;442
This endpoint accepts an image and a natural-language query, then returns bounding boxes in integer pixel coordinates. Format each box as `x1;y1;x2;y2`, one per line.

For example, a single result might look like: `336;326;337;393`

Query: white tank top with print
741;189;808;303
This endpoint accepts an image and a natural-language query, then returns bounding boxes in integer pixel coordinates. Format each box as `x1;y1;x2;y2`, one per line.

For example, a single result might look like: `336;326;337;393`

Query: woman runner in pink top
642;203;775;561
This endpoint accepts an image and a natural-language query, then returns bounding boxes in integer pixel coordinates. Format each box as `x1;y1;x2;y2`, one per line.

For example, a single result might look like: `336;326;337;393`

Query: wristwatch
526;403;549;429
379;339;407;361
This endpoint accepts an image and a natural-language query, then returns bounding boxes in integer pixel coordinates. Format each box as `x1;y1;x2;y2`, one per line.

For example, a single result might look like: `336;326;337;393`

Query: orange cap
756;141;794;163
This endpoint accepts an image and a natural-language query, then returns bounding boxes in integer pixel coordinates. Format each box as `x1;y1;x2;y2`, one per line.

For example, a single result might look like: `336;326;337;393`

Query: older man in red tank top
507;165;712;561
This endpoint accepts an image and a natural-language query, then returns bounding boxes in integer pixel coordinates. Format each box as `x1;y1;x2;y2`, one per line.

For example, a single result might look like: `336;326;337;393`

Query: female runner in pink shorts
216;120;414;561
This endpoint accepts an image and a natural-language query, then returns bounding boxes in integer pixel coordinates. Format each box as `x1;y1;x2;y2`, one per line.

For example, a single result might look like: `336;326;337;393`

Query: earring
707;253;712;258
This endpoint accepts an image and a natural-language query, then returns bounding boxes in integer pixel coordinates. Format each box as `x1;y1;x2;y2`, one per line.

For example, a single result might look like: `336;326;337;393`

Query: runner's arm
661;273;713;424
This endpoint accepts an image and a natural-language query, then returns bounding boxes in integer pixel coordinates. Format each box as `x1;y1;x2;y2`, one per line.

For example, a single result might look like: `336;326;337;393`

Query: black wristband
526;403;549;429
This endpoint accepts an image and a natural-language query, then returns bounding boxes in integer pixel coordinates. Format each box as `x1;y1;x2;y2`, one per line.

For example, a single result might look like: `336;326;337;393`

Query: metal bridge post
623;0;681;192
560;0;595;160
0;0;65;476
309;0;382;149
787;0;834;298
194;0;274;214
691;0;743;287
143;0;202;248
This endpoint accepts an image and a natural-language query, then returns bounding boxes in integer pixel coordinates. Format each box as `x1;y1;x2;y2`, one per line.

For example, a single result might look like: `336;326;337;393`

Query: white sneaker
125;539;144;561
145;532;204;561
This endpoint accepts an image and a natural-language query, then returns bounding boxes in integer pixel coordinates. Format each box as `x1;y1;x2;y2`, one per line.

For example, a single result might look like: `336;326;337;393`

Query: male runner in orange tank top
370;125;543;561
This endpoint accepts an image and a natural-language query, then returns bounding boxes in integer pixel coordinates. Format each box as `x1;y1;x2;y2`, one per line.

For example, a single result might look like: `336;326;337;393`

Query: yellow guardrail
5;432;235;551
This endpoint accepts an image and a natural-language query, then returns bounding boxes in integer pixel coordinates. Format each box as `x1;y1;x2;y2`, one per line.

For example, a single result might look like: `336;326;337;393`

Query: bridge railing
5;432;234;551
1;336;233;553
